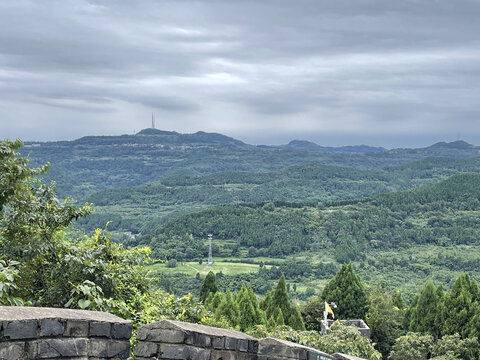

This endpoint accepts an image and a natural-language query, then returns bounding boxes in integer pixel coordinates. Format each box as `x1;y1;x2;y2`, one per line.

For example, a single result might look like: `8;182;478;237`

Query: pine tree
271;274;291;320
236;284;265;331
442;273;480;338
267;316;277;331
205;291;224;312
321;263;367;319
273;307;284;326
408;280;443;338
215;289;239;327
288;305;306;330
247;284;266;326
200;271;218;303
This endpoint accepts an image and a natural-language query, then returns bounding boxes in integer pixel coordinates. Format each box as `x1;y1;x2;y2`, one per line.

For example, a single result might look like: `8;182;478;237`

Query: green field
149;259;265;276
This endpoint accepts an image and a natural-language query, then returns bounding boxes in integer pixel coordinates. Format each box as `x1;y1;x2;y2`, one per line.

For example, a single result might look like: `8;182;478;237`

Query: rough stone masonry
0;306;132;360
0;307;367;360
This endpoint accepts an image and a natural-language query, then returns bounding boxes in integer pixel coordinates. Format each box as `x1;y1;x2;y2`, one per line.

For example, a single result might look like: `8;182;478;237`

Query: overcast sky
1;0;480;147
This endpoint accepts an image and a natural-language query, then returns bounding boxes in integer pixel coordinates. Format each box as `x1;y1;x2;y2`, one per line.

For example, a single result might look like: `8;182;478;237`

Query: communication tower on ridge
151;113;156;129
207;234;213;265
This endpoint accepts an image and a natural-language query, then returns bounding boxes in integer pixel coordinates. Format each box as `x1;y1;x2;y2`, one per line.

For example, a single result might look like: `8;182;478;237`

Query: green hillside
142;174;480;296
20;131;480;200
80;156;480;232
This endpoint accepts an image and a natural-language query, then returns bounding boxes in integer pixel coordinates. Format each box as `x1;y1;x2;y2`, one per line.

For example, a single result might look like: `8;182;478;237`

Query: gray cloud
1;0;480;147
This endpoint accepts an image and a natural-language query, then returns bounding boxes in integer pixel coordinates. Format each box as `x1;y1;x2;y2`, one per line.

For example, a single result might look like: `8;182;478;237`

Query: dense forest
80;156;480;232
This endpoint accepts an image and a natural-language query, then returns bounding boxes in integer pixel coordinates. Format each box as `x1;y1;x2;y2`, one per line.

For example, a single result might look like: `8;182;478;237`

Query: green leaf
78;299;91;309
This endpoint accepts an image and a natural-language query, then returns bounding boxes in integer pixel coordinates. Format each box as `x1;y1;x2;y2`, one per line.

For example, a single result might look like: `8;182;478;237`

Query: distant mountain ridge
24;128;479;154
279;139;386;153
18;129;480;200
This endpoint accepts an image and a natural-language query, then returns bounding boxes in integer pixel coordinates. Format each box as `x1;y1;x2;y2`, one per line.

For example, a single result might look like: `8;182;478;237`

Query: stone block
90;321;111;338
3;320;37;339
224;337;237;350
159;343;211;360
40;318;64;337
237;339;248;352
37;338;87;358
112;322;132;340
137;327;185;343
185;332;211;347
236;352;258;360
88;338;130;358
134;341;159;358
212;336;225;349
248;340;259;353
0;342;25;360
65;320;89;337
211;349;237;360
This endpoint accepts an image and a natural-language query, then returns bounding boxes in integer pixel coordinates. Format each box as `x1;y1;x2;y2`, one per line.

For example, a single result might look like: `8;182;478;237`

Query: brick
211;349;238;360
134;341;159;358
112;322;132;340
212;336;225;349
40;319;64;337
90;321;111;338
224;337;237;350
159;344;210;360
248;340;259;353
3;320;37;339
0;342;25;360
237;339;248;352
65;320;89;337
88;338;130;358
37;338;87;358
137;327;185;343
185;332;211;347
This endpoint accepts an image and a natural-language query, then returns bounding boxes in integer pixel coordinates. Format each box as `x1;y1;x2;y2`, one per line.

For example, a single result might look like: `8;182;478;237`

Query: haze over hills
19;129;480;200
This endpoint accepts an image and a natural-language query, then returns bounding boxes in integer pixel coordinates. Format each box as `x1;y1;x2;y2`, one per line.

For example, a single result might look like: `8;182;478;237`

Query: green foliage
214;289;239;328
441;273;480;338
200;271;218;302
236;284;266;331
431;333;479;360
250;324;381;360
388;332;434;360
408;280;443;338
0;260;25;306
261;274;305;330
288;306;305;331
321;264;367;319
366;285;406;357
389;332;480;360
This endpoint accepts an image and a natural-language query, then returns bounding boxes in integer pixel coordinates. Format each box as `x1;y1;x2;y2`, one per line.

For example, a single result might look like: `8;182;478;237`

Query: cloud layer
1;0;480;147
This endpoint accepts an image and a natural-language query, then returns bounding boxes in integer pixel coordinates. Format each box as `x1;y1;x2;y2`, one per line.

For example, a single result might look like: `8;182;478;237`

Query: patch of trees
138;173;480;262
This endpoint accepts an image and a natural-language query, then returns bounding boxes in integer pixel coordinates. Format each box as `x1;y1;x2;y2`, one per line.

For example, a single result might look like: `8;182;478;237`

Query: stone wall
0;307;368;360
0;306;132;360
134;319;259;360
257;337;335;360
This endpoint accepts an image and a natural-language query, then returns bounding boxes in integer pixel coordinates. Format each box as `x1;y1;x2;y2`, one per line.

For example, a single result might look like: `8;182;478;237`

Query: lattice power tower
207;234;213;265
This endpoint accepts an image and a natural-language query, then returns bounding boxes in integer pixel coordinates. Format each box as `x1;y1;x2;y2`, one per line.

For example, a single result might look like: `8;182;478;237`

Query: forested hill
19;129;480;199
139;173;480;261
80;156;480;232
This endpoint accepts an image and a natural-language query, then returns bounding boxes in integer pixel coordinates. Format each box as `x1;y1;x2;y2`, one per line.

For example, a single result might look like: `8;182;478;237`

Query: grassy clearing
149;259;262;276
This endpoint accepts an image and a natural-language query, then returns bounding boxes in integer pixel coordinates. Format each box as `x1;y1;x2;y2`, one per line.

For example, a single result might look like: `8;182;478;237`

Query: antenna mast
151;113;156;129
208;234;213;265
